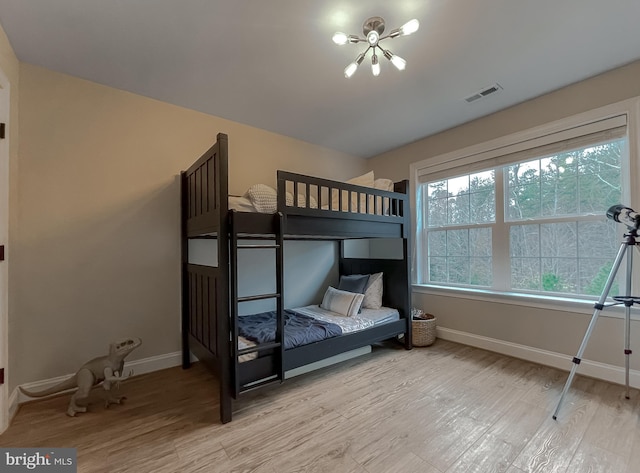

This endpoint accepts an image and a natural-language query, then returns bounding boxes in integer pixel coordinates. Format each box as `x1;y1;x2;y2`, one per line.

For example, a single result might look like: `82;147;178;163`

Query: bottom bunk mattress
237;306;400;355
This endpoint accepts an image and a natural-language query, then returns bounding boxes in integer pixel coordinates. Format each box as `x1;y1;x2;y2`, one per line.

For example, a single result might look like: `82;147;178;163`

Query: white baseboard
437;327;640;389
10;350;187;416
8;388;19;424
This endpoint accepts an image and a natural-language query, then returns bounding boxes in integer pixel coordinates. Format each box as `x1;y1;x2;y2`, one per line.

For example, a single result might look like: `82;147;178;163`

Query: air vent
464;83;502;103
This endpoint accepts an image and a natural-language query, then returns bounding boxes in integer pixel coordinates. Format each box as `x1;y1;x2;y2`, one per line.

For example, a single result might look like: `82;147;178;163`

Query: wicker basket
412;313;437;347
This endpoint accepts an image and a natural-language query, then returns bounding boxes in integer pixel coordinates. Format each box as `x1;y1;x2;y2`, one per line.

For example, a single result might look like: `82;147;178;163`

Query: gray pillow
338;274;370;294
362;272;383;309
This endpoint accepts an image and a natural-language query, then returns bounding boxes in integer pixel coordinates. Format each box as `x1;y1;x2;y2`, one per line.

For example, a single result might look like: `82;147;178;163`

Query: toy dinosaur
19;337;142;416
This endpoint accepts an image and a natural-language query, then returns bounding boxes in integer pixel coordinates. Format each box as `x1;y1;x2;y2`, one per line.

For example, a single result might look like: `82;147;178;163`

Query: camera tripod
553;228;639;419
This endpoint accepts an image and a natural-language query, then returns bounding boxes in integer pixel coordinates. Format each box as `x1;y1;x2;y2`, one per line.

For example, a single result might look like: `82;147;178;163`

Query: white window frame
411;98;640;316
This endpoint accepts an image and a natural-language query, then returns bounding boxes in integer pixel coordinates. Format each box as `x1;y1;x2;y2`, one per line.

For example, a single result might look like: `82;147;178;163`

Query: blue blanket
238;309;342;349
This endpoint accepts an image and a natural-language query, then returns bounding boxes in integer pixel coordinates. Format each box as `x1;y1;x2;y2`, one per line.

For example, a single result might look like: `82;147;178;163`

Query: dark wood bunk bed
181;133;412;423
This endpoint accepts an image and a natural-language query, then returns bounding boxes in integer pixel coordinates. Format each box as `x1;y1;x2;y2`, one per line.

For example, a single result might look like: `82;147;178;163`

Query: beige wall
369;60;640;370
11;63;366;391
0;24;19;400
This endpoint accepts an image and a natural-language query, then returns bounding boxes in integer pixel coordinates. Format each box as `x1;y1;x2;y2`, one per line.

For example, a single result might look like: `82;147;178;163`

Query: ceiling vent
464;83;503;103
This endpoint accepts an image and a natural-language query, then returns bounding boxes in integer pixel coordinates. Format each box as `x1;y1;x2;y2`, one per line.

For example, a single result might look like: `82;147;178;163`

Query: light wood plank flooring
2;340;639;473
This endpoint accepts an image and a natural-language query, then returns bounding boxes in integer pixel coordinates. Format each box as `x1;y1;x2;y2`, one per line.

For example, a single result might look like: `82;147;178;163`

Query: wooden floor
2;340;639;473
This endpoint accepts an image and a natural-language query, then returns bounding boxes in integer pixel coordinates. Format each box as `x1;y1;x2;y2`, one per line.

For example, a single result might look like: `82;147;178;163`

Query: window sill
412;284;640;320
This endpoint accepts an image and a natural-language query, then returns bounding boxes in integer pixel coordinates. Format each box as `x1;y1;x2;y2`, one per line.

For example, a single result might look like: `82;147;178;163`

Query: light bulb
400;19;420;35
344;62;358;78
345;52;366;78
390;54;406;71
332;32;348;45
371;54;380;77
382;48;407;71
367;30;379;46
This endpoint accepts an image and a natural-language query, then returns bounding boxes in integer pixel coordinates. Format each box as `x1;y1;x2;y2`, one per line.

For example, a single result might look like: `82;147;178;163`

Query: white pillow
370;178;394;215
348;170;375;187
243;184;319;213
374;178;394;192
320;286;364;317
244;184;277;213
362;272;383;309
331;171;375;212
286;192;318;208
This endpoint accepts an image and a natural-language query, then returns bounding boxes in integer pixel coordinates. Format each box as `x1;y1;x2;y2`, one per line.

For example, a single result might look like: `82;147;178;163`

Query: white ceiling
1;0;640;158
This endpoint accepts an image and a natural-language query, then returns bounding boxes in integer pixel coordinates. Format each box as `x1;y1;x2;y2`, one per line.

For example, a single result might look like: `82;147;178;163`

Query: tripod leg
623;246;635;399
624;301;632;399
552;241;628;420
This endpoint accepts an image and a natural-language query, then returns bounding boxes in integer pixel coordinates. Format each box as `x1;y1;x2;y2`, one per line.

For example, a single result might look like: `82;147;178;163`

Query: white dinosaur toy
19;337;142;416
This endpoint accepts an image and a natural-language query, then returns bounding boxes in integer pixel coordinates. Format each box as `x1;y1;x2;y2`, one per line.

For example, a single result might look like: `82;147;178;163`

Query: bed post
402;236;413;350
394;180;413;350
180;171;191;368
215;133;233;424
403;181;413;350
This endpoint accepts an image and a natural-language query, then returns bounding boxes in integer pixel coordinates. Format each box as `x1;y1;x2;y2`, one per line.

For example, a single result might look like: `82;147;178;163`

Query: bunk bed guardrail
277;170;409;239
277;170;407;219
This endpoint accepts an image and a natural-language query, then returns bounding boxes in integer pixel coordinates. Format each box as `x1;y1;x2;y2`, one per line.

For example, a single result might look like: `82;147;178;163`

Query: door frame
0;66;10;434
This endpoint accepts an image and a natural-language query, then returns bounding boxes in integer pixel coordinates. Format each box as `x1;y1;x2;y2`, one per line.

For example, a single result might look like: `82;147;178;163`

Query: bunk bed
181;133;412;423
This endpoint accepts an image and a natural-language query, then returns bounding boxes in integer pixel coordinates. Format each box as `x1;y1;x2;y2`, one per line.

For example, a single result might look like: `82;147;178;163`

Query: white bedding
229;195;257;212
293;305;400;334
238;335;258;362
228;193;317;213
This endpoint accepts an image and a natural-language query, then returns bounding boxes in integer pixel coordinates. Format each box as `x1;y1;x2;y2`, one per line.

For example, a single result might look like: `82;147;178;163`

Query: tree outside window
420;139;624;298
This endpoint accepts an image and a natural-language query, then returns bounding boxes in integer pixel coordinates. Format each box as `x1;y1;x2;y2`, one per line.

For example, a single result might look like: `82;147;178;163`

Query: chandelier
332;16;419;78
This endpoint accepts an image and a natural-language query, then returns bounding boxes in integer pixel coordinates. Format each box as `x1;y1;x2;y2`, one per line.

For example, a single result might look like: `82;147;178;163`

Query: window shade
418;114;627;183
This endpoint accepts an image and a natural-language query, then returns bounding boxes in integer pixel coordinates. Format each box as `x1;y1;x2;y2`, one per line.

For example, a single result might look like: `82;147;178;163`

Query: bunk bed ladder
229;211;285;397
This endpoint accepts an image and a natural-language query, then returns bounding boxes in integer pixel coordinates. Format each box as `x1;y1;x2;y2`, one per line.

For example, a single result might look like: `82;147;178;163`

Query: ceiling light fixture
333;16;419;78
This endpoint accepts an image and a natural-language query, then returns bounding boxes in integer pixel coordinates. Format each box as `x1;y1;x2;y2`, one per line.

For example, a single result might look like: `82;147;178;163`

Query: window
416;113;629;300
426;171;495;286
